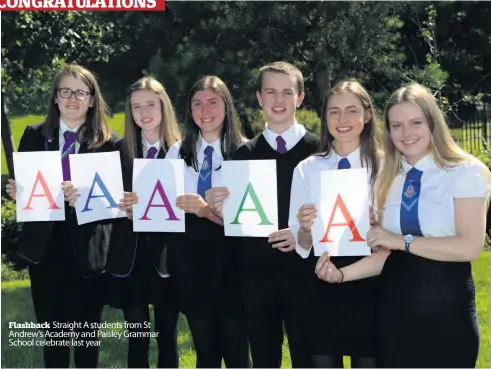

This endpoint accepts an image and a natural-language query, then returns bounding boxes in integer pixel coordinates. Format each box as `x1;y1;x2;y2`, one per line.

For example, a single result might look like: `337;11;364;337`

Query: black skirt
299;254;378;357
108;234;177;310
167;214;244;319
375;251;479;368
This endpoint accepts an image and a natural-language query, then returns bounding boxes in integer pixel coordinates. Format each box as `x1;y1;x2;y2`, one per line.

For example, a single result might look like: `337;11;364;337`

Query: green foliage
1;256;29;282
474;151;491;169
485;232;491;251
1;197;20;248
1;197;25;268
1;12;123;114
297;110;322;137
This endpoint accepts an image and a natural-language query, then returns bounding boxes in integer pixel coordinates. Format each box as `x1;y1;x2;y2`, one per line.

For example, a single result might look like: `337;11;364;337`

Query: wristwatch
404;234;414;253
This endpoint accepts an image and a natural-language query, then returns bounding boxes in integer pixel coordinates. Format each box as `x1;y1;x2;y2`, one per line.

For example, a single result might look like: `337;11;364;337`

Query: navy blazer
13;122;121;277
106;136;170;277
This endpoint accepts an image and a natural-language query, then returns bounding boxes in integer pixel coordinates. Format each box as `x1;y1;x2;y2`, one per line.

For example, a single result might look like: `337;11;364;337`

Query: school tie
146;146;158;159
276;136;287;154
400;167;423;236
338;157;351;170
61;131;77;181
197;145;214;198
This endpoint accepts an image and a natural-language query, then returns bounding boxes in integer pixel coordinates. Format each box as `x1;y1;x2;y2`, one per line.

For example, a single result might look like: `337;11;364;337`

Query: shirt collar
197;134;223;160
401;153;436;173
60;119;80;135
263;121;306;151
331;146;362;169
141;134;161;154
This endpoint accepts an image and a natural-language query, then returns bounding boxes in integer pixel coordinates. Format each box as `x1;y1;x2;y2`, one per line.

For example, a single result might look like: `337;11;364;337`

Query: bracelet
338;269;344;284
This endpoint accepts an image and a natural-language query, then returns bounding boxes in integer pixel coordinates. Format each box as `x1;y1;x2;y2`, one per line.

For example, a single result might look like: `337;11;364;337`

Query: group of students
5;61;491;369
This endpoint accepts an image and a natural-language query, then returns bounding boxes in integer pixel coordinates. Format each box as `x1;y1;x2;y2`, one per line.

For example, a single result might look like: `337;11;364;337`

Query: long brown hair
122;77;181;167
179;75;244;171
319;79;381;185
42;64;112;148
376;83;491;216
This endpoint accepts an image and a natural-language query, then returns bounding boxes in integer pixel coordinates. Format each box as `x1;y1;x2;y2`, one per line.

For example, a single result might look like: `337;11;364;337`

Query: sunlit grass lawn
0;113;126;177
1;278;294;368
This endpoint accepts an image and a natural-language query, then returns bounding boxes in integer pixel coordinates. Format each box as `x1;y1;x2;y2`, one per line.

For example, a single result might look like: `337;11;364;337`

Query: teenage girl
6;64;120;368
290;80;380;368
165;75;250;368
107;77;181;368
315;83;491;368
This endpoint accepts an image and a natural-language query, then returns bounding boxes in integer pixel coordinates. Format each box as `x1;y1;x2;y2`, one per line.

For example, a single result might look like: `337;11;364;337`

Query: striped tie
197;146;214;198
61;131;77;181
400;167;423;236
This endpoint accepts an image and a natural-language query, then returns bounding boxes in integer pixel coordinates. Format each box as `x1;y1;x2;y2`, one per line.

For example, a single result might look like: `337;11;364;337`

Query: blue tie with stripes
197;145;214;198
400;167;423;236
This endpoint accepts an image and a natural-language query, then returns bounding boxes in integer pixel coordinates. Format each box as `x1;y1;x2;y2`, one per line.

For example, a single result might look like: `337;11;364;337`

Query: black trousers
122;276;180;368
29;223;104;368
242;272;311;368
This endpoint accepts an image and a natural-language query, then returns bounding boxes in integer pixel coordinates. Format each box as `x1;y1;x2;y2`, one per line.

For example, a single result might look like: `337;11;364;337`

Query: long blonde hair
376;83;490;216
123;77;181;167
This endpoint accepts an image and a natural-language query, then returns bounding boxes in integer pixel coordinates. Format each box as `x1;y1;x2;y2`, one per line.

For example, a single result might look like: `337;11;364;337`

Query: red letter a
23;171;61;210
320;194;365;243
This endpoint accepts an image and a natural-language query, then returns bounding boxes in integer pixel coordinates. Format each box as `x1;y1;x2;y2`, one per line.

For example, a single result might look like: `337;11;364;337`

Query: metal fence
457;101;491;153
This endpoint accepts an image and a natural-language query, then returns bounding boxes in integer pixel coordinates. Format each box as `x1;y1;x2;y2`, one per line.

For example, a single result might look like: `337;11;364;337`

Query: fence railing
451;101;490;153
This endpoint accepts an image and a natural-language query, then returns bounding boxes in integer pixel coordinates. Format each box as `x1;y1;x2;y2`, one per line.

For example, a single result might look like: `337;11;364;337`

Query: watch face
405;234;414;242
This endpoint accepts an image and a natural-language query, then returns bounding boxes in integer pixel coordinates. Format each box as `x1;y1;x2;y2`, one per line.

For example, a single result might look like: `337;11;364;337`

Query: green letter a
231;182;273;225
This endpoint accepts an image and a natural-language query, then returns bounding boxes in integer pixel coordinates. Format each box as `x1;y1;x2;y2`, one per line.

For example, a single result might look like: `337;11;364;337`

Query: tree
1;12;122;176
144;2;446;134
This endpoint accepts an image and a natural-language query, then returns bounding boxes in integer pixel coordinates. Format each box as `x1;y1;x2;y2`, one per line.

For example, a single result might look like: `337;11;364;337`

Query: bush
485;231;491;251
2;256;29;281
1;197;26;269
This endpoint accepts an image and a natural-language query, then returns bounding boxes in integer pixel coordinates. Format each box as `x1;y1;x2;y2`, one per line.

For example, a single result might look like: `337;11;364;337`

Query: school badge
404;184;416;198
201;159;210;170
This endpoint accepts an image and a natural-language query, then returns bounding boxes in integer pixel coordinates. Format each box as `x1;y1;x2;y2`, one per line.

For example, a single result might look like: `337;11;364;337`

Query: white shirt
262;121;306;152
142;135;161;159
166;135;224;194
59;120;80;154
381;154;490;237
289;147;374;259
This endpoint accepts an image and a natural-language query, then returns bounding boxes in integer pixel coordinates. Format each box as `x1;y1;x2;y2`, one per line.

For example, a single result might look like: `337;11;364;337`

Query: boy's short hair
258;61;304;95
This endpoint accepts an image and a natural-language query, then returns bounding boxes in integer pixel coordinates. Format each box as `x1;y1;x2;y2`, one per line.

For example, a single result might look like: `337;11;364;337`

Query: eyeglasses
57;88;92;101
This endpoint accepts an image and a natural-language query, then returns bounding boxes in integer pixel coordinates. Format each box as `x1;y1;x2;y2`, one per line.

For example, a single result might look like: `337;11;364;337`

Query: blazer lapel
136;137;144;159
78;140;90;154
157;146;166;159
47;127;60;151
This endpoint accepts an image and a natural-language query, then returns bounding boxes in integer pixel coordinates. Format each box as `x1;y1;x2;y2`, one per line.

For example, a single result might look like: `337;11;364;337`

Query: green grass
0;113;126;177
0;278;293;368
2;252;491;367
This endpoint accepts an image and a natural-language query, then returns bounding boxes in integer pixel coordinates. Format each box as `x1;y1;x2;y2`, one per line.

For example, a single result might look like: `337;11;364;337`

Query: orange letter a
23;171;61;210
320;193;365;242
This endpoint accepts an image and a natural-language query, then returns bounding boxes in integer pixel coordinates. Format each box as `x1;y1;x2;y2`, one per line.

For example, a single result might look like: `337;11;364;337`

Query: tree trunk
1;91;16;178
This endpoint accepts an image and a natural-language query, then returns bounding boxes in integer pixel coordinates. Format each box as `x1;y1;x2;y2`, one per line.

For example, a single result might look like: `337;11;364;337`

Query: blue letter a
82;172;118;212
